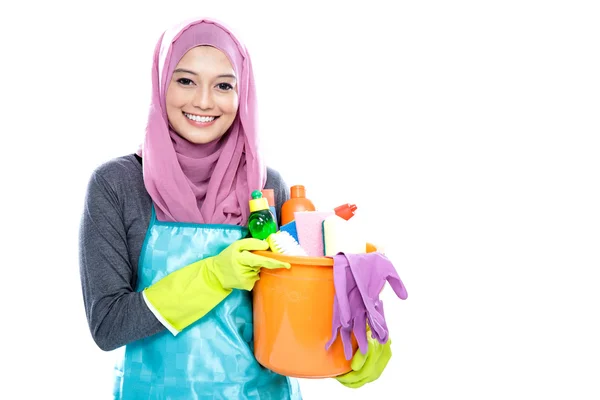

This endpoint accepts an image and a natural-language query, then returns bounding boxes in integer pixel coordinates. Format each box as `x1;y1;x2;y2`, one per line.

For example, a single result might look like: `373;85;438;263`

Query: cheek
166;86;188;110
165;100;181;124
220;94;239;115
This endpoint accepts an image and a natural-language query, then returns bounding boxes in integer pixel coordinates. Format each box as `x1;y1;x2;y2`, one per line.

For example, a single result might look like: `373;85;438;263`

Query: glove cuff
143;290;180;335
143;258;232;335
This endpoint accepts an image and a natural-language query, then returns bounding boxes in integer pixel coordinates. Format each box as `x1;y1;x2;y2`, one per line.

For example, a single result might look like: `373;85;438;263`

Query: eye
216;82;234;91
177;78;195;86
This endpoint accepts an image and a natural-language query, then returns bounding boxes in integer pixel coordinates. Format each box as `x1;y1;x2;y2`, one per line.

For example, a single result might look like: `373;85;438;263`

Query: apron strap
150;203;157;224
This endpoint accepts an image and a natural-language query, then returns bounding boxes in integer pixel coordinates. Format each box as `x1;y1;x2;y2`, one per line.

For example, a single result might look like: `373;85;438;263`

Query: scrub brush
267;231;308;256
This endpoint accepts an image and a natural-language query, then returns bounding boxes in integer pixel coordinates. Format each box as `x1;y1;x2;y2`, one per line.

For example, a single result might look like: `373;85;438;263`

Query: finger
340;375;370;389
358;342;392;384
240;252;291;269
240;275;259;291
356;346;391;385
350;346;368;371
241;268;260;279
241;266;260;276
336;368;371;389
335;370;361;386
354;314;369;357
236;238;270;251
339;379;365;389
338;340;392;387
381;341;392;365
351;342;382;382
259;260;291;270
337;326;352;360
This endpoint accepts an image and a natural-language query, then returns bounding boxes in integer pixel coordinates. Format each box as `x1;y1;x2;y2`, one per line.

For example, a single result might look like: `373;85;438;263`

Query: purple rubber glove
326;258;369;360
326;252;408;359
347;252;408;344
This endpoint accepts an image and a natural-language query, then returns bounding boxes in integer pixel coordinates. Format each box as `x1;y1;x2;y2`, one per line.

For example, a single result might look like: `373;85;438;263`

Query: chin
181;134;212;144
184;131;224;144
189;137;217;145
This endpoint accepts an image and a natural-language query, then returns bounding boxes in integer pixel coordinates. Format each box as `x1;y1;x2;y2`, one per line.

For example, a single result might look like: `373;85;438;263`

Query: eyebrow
173;68;237;80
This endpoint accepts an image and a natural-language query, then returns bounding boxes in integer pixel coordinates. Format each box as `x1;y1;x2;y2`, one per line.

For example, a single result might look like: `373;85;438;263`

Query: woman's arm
265;167;290;227
79;169;165;351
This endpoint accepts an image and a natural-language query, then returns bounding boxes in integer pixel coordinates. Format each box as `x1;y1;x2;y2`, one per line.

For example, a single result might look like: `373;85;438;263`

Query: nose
191;86;214;110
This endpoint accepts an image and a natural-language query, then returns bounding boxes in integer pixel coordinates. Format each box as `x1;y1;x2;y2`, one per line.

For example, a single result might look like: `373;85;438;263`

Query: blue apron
113;207;302;399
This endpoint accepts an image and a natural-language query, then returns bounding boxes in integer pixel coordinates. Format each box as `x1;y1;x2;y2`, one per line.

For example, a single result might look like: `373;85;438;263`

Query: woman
79;17;390;399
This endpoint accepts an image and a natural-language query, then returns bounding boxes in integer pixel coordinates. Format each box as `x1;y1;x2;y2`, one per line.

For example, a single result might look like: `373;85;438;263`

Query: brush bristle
267;231;308;256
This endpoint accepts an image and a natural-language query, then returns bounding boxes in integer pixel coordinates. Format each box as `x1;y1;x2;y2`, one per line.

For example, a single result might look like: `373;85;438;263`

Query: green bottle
248;190;277;240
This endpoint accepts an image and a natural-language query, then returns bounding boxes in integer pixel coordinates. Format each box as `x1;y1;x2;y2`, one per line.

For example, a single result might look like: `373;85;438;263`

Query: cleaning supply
248;190;277;240
261;189;278;228
335;330;392;389
365;242;379;253
267;231;308;256
334;203;357;220
326;252;407;359
280;185;316;225
347;252;408;344
143;238;290;334
280;220;299;242
294;210;334;257
252;251;358;378
322;214;366;257
326;259;366;359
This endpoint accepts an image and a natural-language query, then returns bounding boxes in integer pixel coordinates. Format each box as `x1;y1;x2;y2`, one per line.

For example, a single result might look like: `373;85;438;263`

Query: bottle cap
290;185;306;198
334;203;357;220
249;190;269;212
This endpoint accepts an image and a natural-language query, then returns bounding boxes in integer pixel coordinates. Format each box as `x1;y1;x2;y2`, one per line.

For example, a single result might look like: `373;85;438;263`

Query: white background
1;0;599;399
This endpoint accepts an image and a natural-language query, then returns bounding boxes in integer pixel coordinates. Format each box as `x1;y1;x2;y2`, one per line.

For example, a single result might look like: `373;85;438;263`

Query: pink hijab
138;18;266;225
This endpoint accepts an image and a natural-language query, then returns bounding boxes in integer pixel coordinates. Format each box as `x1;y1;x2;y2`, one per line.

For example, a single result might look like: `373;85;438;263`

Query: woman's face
166;46;239;144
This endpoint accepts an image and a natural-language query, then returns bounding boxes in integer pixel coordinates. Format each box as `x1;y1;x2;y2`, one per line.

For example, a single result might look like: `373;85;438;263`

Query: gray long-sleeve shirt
79;154;289;351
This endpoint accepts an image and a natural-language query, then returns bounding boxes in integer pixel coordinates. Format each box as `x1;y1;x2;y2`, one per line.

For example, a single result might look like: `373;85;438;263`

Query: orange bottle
280;185;316;226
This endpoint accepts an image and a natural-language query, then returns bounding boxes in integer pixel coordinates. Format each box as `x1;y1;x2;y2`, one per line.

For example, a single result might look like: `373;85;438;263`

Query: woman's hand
335;334;392;389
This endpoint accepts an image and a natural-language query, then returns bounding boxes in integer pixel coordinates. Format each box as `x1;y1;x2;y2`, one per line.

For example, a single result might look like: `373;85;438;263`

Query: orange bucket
252;251;357;378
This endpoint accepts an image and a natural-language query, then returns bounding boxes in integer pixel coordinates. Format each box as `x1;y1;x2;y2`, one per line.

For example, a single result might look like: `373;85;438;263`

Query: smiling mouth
183;112;220;123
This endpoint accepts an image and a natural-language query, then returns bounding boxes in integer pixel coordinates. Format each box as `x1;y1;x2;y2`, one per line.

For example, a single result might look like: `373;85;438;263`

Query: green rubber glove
143;238;290;335
335;333;392;389
208;238;291;291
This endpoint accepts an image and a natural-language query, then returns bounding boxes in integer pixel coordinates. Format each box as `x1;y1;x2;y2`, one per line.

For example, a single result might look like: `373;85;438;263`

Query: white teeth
184;113;216;123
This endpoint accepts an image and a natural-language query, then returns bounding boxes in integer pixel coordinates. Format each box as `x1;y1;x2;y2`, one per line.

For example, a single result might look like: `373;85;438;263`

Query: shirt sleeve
79;170;165;351
265;167;290;227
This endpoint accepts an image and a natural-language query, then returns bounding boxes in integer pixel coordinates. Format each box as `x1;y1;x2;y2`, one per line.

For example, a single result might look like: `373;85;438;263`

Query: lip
183;111;220;128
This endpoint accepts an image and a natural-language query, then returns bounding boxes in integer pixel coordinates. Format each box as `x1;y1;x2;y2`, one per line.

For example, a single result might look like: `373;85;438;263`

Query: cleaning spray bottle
334;203;357;220
248;190;277;240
